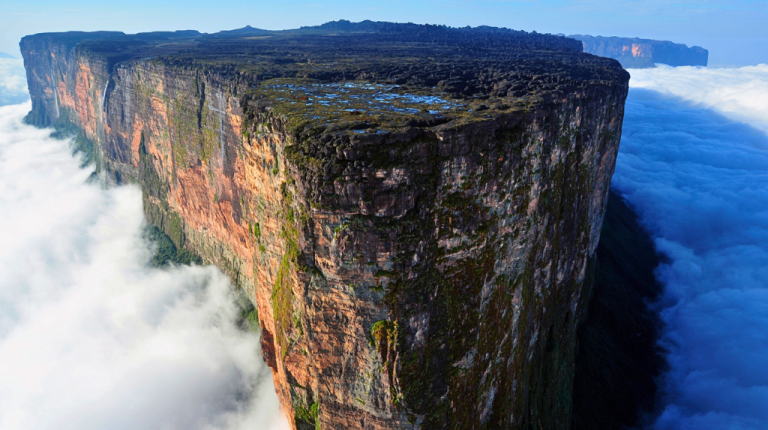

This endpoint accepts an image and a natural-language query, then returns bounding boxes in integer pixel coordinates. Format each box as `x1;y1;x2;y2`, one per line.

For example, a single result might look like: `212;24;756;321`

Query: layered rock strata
21;21;629;429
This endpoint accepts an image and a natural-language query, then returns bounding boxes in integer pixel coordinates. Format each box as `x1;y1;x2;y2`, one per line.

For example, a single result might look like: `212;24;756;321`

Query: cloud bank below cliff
0;102;286;430
630;64;768;132
614;66;768;429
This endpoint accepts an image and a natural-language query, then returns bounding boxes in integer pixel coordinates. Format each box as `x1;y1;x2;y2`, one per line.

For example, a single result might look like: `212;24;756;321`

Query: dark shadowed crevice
572;189;667;430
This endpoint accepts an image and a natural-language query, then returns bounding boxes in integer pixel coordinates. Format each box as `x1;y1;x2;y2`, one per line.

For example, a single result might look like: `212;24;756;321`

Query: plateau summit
20;21;629;429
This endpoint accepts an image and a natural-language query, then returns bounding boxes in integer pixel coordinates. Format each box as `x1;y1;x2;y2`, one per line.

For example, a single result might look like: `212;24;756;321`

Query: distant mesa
209;25;271;37
570;35;708;68
0;52;16;59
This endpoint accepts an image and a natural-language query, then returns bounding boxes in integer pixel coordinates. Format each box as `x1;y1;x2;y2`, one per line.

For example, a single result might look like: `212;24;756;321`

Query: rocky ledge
21;20;629;429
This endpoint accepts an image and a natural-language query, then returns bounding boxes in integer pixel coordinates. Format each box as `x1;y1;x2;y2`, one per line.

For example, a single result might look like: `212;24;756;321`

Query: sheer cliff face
21;24;629;430
570;34;708;68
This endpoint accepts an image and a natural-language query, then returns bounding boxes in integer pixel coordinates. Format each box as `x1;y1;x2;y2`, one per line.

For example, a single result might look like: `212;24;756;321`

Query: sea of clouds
615;65;768;429
0;101;287;429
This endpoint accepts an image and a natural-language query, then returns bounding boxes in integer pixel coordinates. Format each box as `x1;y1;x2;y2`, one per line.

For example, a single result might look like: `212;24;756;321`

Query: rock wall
570;34;708;68
21;26;629;430
22;36;258;295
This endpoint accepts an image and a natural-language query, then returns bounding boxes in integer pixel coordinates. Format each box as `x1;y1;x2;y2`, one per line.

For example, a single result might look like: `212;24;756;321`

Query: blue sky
1;0;766;66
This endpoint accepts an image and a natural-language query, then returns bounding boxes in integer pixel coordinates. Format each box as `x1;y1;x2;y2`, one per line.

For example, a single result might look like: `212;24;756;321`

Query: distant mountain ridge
0;52;16;59
570;35;708;68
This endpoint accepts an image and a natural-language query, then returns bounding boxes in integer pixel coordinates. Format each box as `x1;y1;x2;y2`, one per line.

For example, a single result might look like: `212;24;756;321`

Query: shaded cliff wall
571;35;708;68
22;35;628;430
573;190;665;429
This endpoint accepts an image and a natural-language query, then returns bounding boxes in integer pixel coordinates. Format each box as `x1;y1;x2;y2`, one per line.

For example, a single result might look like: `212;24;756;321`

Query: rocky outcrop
570;34;708;68
21;21;629;429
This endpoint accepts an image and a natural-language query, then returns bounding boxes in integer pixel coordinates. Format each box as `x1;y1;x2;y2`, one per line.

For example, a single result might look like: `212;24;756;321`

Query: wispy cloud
0;59;28;106
0;102;288;430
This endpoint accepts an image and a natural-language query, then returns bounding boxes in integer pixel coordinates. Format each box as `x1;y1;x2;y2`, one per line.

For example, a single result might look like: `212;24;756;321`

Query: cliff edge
21;21;629;429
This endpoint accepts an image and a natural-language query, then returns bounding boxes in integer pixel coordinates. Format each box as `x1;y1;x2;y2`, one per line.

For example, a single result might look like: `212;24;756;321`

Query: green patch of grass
236;297;260;333
375;269;397;278
294;401;320;430
272;232;300;359
167;211;185;249
144;225;202;267
370;320;391;344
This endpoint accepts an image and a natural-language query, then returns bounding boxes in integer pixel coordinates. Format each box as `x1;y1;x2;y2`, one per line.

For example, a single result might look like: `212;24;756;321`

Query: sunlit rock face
571;34;709;68
21;21;629;429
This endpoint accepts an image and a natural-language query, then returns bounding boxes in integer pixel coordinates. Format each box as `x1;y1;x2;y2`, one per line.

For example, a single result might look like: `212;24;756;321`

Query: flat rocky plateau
21;21;629;429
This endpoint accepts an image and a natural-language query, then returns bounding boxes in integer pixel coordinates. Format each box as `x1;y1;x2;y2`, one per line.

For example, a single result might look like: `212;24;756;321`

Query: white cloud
0;102;287;430
0;59;28;105
629;64;768;132
613;66;768;429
